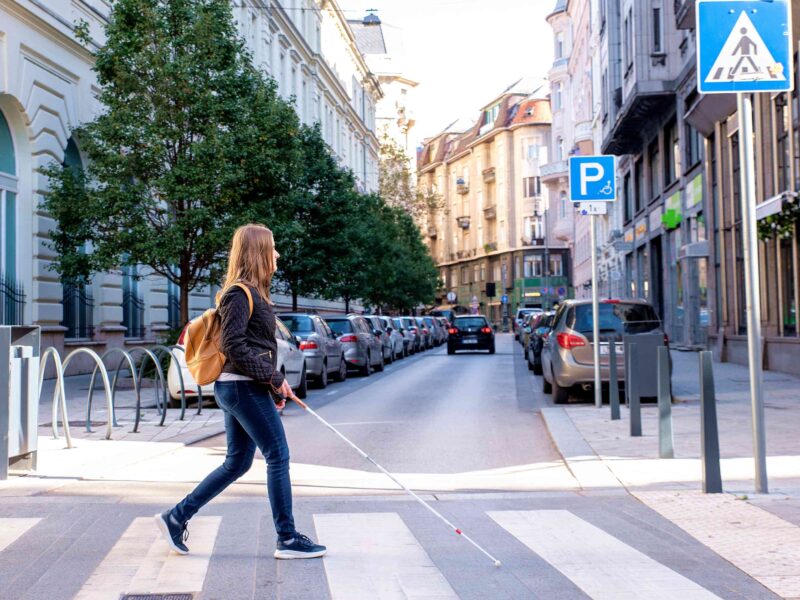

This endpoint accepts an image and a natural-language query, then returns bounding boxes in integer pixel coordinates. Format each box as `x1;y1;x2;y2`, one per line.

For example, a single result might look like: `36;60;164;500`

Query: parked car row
530;298;667;404
167;310;452;401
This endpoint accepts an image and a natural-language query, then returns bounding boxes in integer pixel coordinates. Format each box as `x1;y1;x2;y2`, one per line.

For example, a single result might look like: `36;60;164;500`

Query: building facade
0;0;379;371
417;80;572;326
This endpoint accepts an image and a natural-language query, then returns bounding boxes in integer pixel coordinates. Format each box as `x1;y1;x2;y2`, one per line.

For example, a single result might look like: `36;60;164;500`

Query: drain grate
121;595;193;600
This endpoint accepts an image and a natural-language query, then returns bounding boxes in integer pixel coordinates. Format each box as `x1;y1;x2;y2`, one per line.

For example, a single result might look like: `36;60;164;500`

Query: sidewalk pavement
541;348;800;600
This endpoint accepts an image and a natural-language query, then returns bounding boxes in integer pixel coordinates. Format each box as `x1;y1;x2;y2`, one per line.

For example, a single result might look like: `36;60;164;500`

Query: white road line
489;510;722;600
328;421;402;426
74;516;221;600
314;512;459;600
0;518;40;553
326;390;337;395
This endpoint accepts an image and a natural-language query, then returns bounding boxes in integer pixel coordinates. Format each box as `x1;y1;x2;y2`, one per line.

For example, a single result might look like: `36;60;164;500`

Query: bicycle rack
39;346;72;449
86;348;140;432
148;345;189;422
61;347;115;440
126;346;169;431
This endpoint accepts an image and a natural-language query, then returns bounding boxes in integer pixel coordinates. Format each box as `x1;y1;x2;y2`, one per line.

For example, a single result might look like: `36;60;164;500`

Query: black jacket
218;284;285;389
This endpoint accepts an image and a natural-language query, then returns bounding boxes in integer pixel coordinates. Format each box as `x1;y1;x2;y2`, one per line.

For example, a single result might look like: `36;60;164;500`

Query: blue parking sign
569;155;616;202
501;294;508;304
697;0;793;94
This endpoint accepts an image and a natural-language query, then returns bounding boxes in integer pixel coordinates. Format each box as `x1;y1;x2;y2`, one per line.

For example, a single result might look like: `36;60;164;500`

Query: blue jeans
171;380;295;538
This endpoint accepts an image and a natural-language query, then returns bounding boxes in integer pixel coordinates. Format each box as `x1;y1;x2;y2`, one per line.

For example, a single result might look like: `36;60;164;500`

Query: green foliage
757;201;800;240
379;132;442;218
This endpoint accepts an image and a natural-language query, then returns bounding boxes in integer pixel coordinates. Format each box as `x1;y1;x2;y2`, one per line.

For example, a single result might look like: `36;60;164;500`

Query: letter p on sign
569;155;617;202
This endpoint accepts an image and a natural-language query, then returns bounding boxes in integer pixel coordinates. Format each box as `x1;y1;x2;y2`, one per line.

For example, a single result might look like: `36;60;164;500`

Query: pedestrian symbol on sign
705;11;786;85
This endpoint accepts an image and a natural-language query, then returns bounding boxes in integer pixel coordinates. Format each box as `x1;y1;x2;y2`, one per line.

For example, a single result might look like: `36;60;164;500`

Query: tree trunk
344;294;350;313
292;289;298;311
180;283;190;327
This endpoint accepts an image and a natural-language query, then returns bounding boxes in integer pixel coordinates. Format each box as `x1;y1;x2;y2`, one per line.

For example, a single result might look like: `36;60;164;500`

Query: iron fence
122;289;146;338
0;273;25;325
62;284;95;339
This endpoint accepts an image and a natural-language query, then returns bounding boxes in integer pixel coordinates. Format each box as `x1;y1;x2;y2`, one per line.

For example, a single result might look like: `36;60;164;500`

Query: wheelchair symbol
599;180;613;196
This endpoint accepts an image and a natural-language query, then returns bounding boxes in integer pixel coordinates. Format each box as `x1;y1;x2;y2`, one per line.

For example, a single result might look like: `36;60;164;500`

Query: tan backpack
184;283;254;385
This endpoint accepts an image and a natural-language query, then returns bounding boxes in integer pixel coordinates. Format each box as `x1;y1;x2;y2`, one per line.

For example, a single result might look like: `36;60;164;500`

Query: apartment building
0;0;378;369
417;80;572;325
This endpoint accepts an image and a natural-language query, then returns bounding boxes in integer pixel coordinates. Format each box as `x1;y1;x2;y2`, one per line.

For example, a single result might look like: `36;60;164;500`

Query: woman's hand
277;379;294;401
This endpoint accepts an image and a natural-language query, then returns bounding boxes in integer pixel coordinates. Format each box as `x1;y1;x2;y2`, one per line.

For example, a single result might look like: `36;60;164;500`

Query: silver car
400;317;421;353
380;316;405;360
281;313;347;388
424;316;445;346
323;314;384;376
392;317;413;356
275;318;308;399
541;299;664;404
415;317;433;349
365;315;395;364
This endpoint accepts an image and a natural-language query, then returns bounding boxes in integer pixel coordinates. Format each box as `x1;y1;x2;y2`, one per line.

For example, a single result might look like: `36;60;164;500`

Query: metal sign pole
590;213;602;408
736;91;768;494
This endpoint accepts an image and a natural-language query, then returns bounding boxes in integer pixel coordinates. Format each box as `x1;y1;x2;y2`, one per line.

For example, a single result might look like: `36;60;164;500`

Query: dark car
447;315;495;354
526;312;555;375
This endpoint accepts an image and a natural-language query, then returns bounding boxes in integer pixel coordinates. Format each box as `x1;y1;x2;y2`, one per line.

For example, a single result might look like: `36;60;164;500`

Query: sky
337;0;556;149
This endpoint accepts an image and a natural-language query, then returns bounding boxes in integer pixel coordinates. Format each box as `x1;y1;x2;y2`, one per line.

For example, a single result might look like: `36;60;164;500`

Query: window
480;263;486;281
685;123;702;169
634;158;644;213
483;103;500;127
553;82;562;111
623;172;633;223
652;7;663;53
524;255;544;277
556;136;564;161
122;265;145;339
167;278;180;331
555;32;565;59
601;69;609;119
550;255;564;277
624;9;633;71
776;93;791;191
523;176;541;198
461;266;469;284
664;119;678;186
560;191;568;219
648;139;660;199
533;216;544;239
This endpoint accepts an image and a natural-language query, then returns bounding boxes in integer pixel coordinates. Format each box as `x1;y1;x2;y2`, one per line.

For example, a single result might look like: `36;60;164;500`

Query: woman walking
156;224;326;559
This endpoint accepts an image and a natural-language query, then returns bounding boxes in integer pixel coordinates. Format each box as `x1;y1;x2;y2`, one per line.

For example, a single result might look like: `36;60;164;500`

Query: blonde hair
218;224;276;305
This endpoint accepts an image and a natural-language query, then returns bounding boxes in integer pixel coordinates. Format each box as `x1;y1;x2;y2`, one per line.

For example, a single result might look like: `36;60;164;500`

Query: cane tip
494;560;502;568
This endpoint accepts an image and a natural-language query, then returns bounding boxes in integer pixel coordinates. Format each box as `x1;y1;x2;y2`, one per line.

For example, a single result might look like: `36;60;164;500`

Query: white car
168;317;308;402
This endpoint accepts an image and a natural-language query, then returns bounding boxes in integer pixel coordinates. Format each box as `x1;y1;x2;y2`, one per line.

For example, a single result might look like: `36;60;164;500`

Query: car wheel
523;347;529;360
376;351;385;372
527;356;534;371
361;353;372;377
552;375;569;404
489;343;496;354
296;365;308;400
533;361;543;376
335;355;347;382
542;371;552;393
447;346;455;355
387;348;394;364
317;360;328;389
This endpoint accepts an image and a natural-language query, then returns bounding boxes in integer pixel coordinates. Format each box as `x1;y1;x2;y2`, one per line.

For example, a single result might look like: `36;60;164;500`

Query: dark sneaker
155;510;189;555
274;533;327;559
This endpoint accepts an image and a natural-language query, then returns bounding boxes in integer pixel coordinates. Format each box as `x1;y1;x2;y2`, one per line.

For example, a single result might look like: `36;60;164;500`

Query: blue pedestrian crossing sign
697;0;793;94
568;155;616;202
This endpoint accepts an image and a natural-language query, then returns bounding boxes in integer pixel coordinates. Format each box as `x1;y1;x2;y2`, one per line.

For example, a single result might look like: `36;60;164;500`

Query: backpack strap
231;282;254;318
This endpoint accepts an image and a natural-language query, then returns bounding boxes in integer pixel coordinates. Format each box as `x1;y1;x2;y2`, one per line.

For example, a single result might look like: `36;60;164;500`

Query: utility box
623;331;665;399
1;326;41;480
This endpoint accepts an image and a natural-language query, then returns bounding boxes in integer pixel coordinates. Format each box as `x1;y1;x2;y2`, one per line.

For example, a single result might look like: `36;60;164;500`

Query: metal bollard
609;341;620;420
657;346;674;458
700;351;722;493
629;343;642;437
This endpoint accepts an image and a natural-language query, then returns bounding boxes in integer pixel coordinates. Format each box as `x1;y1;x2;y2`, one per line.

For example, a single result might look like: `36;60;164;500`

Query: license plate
462;338;478;344
600;343;624;355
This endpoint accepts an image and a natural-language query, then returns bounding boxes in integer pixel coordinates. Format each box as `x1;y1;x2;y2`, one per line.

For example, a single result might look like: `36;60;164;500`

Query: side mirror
386;326;393;333
373;329;382;336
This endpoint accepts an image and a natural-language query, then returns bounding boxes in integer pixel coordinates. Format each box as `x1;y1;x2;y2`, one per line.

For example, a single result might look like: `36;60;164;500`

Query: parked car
168;316;308;401
514;307;541;341
526;311;555;375
436;317;450;342
280;313;347;387
430;308;456;324
400;316;422;353
447;315;496;354
392;317;413;356
365;315;395;364
379;316;405;360
520;312;538;358
323;314;384;376
423;316;445;346
415;317;433;349
541;299;665;404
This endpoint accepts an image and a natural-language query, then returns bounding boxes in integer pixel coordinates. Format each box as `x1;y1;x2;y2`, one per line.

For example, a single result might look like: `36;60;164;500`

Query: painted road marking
328;421;402;426
74;516;220;600
489;510;721;600
0;518;40;553
314;512;458;600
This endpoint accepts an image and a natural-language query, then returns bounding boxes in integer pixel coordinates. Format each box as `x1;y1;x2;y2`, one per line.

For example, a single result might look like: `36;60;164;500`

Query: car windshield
517;309;536;319
455;317;488;328
568;303;660;335
424;317;434;325
327;319;353;335
281;316;314;333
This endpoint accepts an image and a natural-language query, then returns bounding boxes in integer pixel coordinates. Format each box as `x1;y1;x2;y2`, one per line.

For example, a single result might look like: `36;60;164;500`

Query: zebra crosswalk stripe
488;510;722;600
313;512;459;600
0;518;41;553
73;516;221;600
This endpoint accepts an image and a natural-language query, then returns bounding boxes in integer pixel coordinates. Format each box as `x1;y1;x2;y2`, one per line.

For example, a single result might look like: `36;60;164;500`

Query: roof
548;0;568;18
348;16;387;55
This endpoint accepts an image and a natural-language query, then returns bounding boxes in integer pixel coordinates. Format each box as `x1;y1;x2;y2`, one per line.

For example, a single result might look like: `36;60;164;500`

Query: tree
378;132;442;219
42;0;299;324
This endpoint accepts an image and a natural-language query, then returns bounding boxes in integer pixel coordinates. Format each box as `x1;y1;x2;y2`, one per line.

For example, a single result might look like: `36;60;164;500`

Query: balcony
540;160;568;183
674;0;695;29
601;82;676;155
482;167;496;183
456;180;469;194
483;242;498;254
573;120;593;143
521;236;546;247
456;216;470;229
483;205;497;220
